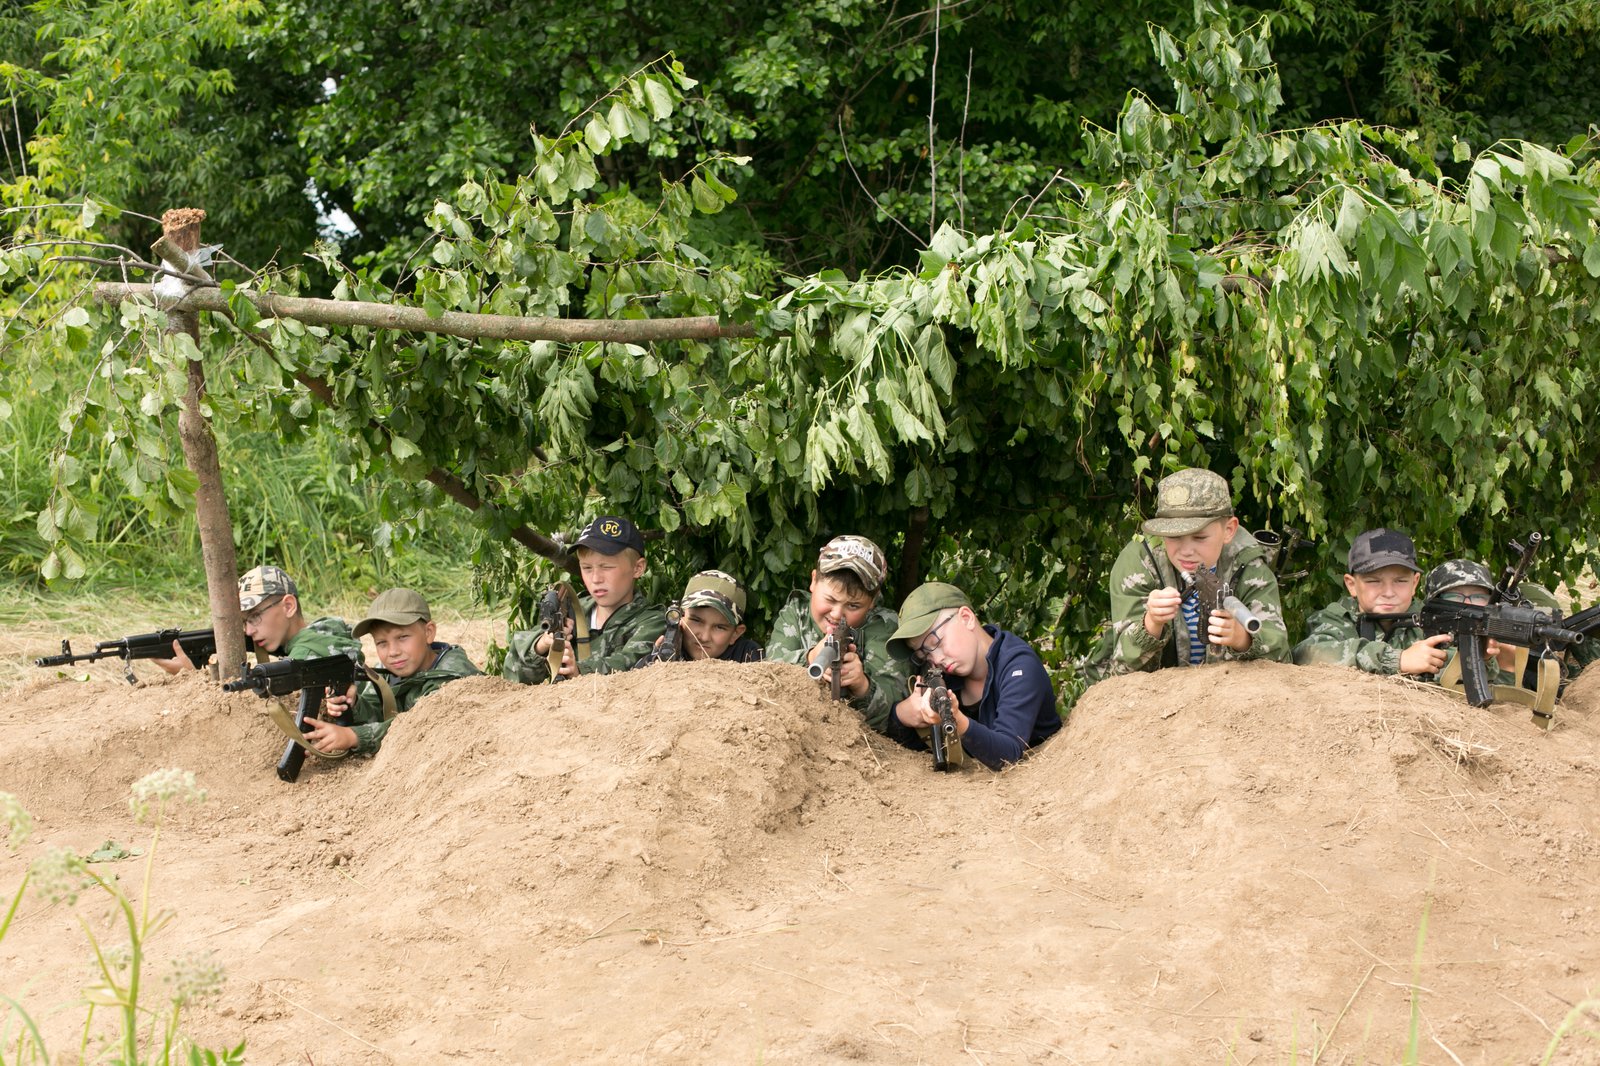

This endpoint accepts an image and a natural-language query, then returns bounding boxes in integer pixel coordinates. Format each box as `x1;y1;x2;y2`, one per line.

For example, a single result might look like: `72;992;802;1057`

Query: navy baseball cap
574;515;645;556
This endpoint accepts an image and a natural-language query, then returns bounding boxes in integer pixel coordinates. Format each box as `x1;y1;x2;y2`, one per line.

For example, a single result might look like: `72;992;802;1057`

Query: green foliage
0;774;244;1065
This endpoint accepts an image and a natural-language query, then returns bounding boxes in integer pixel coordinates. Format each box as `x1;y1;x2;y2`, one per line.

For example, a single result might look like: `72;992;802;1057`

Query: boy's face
914;607;979;677
370;620;437;678
1343;565;1421;614
681;606;745;661
1161;517;1239;573
242;594;299;654
578;548;646;608
808;571;874;631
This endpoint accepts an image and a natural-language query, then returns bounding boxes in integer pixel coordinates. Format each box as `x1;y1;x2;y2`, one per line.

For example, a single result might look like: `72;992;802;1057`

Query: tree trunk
897;504;931;600
159;209;247;678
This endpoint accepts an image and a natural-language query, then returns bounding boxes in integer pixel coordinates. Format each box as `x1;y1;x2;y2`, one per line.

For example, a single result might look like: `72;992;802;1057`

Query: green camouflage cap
1142;468;1234;538
817;535;888;592
888;582;970;656
1425;559;1493;601
680;569;745;624
238;565;296;611
353;587;432;638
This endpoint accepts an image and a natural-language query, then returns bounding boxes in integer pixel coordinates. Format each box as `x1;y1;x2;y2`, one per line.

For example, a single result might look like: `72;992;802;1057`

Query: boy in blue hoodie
887;582;1060;770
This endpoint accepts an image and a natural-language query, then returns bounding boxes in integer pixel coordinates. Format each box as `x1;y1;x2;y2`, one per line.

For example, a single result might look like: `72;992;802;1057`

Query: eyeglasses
914;612;958;660
242;597;284;627
1439;590;1493;606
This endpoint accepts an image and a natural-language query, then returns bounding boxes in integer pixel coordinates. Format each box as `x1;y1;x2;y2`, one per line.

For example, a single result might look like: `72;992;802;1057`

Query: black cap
574;515;645;556
1347;528;1420;575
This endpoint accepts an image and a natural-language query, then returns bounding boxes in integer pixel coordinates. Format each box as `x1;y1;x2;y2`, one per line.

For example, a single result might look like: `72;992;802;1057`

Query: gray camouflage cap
817;535;888;592
1142;468;1234;538
1425;559;1494;600
1347;528;1420;574
238;565;296;611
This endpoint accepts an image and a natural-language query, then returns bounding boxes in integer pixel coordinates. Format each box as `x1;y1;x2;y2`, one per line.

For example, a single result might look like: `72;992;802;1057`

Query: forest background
3;0;1600;670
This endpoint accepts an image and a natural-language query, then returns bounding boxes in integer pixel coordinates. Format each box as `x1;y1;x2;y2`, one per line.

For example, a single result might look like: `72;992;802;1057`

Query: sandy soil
2;619;1598;1065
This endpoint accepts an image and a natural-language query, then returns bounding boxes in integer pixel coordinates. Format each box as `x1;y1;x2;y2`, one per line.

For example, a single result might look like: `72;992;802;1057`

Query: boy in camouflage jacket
766;535;911;733
155;564;361;672
1294;529;1453;677
313;588;481;757
1084;468;1291;681
502;515;667;684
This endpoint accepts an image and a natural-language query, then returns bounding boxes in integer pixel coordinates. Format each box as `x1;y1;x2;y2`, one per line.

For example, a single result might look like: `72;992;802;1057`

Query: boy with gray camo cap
765;535;911;732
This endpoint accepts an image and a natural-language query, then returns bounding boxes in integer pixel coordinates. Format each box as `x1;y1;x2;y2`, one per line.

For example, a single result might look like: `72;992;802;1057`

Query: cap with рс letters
574;515;646;556
353;588;432;639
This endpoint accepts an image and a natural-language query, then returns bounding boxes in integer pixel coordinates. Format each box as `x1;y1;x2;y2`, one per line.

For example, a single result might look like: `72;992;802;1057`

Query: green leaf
641;76;675;121
690;177;725;214
390;436;422;460
583;116;612;154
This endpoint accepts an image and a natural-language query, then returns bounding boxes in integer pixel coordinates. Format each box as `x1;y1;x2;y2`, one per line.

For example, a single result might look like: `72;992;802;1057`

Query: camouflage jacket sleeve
283;617;363;662
502;627;551;685
763;594;817;665
1225;546;1291;664
854;606;912;734
1292;598;1404;674
579;598;667;676
1105;538;1172;674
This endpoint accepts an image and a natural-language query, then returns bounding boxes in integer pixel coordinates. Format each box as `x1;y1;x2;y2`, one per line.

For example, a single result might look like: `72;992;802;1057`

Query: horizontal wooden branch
92;283;758;343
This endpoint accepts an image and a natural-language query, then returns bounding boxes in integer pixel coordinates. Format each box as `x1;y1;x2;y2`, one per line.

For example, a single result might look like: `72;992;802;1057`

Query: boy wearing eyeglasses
1294;529;1454;677
153;564;361;671
886;582;1060;770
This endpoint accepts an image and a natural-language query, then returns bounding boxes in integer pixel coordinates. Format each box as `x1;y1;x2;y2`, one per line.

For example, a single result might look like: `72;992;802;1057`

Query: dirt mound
3;650;1598;1064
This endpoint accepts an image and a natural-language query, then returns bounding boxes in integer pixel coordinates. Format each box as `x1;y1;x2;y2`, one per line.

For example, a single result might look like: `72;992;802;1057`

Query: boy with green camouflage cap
635;570;764;666
503;515;667;684
1422;560;1519;690
765;535;910;732
313;588;480;757
1294;529;1453;676
1087;468;1290;679
155;564;360;672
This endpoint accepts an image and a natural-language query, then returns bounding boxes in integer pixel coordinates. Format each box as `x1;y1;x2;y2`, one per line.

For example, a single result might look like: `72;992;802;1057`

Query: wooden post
158;208;247;679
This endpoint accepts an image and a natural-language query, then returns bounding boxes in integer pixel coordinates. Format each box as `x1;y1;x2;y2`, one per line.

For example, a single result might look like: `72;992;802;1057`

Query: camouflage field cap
575;515;646;556
1142;468;1234;538
817;535;888;592
238;565;296;612
1425;559;1494;601
353;587;432;638
680;569;745;625
888;582;970;656
1347;528;1421;575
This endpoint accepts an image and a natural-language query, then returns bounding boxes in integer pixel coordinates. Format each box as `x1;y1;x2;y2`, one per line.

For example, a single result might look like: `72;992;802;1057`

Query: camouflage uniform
765;591;911;733
1086;530;1292;679
347;643;480;756
1293;597;1427;675
502;595;667;684
281;617;362;662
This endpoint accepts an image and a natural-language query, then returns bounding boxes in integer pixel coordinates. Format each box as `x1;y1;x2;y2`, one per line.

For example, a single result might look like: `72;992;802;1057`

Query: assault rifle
1181;569;1263;637
1252;526;1312;582
537;583;587;682
637;602;685;666
807;620;861;701
922;663;963;772
35;628;254;684
224;652;361;782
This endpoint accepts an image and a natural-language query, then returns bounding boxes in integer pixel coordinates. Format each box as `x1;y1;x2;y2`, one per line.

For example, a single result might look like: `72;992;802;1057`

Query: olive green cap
353;587;432;638
888;582;970;655
1142;468;1234;538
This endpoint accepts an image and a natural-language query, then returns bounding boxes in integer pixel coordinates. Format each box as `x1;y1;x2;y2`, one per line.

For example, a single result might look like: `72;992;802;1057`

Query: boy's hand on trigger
302;717;358;754
836;646;868;698
1207;609;1252;651
323;683;357;720
1399;633;1453;675
152;639;198;674
1144;587;1182;637
534;616;576;658
555;641;580;679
